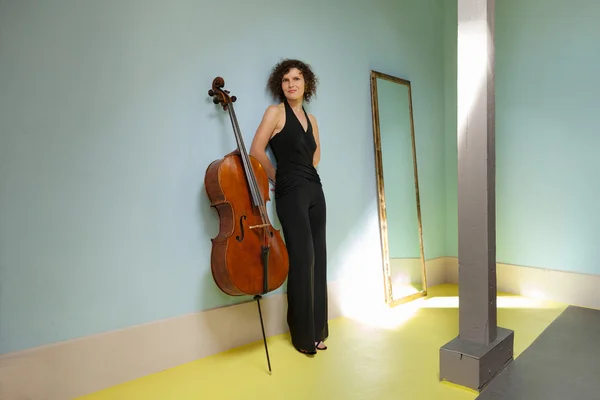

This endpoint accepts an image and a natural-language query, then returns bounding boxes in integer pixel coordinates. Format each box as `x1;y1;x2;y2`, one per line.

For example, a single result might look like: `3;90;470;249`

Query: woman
249;59;328;355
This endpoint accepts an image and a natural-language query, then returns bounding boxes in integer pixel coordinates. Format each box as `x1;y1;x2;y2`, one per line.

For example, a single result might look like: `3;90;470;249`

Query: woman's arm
250;105;280;183
309;114;321;167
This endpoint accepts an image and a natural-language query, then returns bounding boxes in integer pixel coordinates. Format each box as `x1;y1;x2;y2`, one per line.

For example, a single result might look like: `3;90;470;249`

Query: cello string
228;102;270;246
229;104;269;226
225;105;260;209
227;105;258;203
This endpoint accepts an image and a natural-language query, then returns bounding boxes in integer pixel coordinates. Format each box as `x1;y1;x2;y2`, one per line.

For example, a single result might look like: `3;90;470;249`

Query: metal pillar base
440;327;514;392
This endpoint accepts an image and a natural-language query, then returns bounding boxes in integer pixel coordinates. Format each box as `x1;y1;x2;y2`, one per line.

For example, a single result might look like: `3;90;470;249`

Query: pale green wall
0;0;447;354
443;0;458;258
5;0;594;358
444;0;600;275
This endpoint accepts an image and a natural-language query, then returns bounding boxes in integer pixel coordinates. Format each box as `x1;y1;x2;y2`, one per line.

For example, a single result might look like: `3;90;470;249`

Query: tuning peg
231;96;237;102
208;89;214;96
213;97;220;104
225;90;230;94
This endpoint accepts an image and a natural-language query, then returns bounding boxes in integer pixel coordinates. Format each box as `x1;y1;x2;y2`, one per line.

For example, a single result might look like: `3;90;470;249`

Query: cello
204;77;289;373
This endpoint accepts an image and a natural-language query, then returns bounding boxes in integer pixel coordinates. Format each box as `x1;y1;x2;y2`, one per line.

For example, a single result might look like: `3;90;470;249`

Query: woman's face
281;68;305;101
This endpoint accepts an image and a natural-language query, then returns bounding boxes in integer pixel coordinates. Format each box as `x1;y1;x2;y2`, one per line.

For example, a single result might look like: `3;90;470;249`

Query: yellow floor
77;284;567;400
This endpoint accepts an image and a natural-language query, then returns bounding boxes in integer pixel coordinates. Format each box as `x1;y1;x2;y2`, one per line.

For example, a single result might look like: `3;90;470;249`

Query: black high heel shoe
315;341;327;350
297;347;317;355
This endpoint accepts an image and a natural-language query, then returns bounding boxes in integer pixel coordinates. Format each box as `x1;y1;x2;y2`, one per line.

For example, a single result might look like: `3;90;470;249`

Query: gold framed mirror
370;70;427;307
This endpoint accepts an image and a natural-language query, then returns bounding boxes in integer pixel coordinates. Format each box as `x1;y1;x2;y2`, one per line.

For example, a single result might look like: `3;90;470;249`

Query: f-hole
236;215;247;241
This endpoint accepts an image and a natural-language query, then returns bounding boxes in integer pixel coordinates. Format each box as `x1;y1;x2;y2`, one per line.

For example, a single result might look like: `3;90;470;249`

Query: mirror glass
370;70;427;306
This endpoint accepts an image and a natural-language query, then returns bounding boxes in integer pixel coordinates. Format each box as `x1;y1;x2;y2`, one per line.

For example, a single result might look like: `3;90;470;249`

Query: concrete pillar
439;0;514;392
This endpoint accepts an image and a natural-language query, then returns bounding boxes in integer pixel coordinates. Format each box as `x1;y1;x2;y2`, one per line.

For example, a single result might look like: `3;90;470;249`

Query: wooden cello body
204;77;289;298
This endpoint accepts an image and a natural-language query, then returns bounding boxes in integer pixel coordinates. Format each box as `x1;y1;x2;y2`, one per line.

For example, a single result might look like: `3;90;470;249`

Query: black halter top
268;99;321;198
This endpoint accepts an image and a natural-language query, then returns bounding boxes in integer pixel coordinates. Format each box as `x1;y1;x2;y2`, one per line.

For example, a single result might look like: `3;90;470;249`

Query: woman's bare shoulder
265;103;284;115
263;103;285;134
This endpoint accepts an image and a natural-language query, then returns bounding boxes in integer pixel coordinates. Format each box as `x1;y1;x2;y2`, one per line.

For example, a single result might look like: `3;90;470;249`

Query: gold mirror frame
370;70;428;307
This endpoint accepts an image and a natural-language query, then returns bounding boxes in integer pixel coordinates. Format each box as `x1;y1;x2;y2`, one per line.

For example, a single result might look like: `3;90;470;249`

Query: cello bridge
249;223;269;230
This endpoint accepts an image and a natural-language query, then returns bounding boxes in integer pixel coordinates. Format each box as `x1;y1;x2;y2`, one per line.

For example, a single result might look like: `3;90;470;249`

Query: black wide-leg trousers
276;182;328;353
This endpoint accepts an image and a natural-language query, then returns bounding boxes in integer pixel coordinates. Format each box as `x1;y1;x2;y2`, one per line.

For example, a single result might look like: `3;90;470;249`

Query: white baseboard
0;283;344;400
425;257;448;287
2;257;599;400
444;257;600;310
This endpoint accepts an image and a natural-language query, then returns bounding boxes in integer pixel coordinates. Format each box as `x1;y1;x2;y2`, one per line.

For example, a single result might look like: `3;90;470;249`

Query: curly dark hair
266;59;318;103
